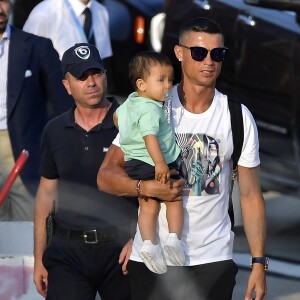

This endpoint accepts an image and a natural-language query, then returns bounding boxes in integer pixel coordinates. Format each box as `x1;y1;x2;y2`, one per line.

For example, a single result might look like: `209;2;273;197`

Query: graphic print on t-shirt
175;133;224;196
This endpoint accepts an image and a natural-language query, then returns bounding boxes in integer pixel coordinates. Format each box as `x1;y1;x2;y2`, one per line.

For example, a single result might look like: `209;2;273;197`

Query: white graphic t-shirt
113;87;260;266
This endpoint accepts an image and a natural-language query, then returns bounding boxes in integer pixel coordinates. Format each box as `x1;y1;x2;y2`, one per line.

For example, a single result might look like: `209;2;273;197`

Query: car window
243;3;300;33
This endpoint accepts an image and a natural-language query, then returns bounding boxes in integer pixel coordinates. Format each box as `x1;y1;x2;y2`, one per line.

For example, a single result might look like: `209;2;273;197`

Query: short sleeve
39;127;59;179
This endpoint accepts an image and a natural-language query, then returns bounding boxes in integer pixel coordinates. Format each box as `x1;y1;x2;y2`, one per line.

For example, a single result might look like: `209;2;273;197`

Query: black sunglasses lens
211;48;228;62
190;47;208;61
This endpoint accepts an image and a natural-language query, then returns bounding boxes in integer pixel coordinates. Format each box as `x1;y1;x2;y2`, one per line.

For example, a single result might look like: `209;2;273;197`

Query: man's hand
119;239;133;275
34;260;48;297
245;266;267;299
141;177;185;202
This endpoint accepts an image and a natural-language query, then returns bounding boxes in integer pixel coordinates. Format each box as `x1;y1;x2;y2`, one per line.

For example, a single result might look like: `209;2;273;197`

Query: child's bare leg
165;200;184;238
163;200;185;266
138;197;167;274
138;196;160;244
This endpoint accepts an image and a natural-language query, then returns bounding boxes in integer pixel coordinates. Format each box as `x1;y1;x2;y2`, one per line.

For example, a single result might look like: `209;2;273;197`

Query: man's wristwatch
250;257;269;270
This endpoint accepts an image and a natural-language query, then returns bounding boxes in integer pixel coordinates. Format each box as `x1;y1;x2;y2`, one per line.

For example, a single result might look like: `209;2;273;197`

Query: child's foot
164;233;185;266
139;240;167;274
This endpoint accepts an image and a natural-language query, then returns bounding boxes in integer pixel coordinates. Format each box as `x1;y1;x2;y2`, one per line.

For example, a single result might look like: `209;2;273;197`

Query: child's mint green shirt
116;92;180;165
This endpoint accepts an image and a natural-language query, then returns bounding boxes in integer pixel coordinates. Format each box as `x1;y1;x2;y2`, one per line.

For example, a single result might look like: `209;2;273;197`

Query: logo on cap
74;46;91;60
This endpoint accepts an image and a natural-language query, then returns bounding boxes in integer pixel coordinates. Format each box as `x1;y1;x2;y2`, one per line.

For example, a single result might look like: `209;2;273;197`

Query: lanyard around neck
64;0;94;42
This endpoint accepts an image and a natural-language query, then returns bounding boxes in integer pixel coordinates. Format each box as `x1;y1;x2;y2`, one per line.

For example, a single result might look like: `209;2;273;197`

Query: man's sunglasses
179;45;229;62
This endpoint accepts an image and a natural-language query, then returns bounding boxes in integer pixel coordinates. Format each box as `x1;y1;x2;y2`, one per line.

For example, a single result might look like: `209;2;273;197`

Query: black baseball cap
62;43;105;78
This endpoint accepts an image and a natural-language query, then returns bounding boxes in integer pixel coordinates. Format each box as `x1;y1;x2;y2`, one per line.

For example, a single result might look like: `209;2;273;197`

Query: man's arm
238;165;267;300
34;177;58;297
97;144;184;201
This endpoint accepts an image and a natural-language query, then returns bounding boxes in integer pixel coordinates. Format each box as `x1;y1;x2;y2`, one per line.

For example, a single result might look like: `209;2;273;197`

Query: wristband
250;257;269;270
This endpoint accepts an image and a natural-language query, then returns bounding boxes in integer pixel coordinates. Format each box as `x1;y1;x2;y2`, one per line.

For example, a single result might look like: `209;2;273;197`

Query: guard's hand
119;239;133;275
34;261;48;297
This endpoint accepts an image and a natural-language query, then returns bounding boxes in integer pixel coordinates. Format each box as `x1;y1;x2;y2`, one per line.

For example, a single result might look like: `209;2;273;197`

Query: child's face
140;64;174;102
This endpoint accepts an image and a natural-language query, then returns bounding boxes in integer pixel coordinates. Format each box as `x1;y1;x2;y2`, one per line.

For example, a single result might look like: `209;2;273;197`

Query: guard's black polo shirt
40;97;137;232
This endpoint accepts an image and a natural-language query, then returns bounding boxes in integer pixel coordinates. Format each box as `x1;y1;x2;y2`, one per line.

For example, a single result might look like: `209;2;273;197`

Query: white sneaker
139;240;167;274
164;233;185;266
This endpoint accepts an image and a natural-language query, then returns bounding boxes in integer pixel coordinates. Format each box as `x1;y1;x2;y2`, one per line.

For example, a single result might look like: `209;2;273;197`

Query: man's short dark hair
129;51;172;90
179;17;224;43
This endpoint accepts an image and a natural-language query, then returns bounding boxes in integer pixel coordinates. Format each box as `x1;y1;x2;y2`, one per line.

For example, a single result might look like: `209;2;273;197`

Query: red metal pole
0;149;29;206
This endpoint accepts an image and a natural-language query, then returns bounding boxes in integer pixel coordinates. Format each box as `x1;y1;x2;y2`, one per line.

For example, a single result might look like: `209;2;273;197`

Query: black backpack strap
228;97;244;171
227;97;244;229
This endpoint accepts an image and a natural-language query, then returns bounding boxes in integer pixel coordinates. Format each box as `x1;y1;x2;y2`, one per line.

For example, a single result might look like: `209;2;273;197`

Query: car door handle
237;14;256;27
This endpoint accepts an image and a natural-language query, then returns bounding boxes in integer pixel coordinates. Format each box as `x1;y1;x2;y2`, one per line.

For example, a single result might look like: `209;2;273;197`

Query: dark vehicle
12;0;164;95
153;0;300;195
103;0;163;94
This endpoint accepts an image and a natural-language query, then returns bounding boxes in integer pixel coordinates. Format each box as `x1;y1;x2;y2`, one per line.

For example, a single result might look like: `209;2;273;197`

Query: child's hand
155;162;170;184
